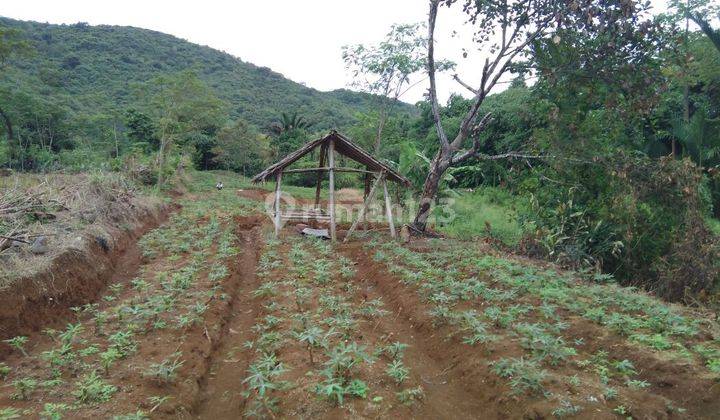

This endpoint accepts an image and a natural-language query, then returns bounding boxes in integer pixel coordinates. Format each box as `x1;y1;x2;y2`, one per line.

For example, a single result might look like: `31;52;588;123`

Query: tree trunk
690;14;720;54
0;105;15;163
412;150;450;231
373;106;389;155
0;106;13;142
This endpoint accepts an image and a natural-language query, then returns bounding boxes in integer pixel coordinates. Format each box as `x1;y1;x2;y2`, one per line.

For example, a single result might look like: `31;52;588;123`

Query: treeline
0;16;414;174
350;22;720;301
2;6;720;301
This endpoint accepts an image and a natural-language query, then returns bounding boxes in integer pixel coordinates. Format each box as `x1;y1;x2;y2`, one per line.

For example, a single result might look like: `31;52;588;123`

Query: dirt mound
0;172;170;349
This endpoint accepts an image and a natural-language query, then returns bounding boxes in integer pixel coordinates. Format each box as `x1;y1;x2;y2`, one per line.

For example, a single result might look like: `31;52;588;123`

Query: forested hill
0;17;413;130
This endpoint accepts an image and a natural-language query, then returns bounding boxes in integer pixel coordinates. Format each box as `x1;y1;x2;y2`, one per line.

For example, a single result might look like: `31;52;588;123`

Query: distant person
216;181;224;191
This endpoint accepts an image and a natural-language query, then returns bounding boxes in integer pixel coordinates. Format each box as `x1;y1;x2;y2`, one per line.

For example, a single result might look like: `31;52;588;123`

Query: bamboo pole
344;173;382;243
363;171;371;231
314;144;327;208
274;171;282;238
328;139;336;241
283;167;378;175
383;176;396;238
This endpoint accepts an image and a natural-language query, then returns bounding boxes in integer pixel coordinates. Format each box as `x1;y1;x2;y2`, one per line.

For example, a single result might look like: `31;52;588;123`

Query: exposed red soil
192;217;264;418
2;182;719;419
343;241;720;419
0;213;266;417
0;203;172;354
342;243;541;418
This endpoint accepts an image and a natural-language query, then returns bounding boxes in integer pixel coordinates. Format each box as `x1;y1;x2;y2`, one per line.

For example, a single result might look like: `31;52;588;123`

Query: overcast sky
3;0;670;103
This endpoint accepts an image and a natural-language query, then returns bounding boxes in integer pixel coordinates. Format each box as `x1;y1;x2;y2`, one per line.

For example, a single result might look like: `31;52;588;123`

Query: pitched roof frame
251;131;411;185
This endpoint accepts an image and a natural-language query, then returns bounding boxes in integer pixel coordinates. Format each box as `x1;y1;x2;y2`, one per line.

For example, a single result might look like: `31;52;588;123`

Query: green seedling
552;400;582;417
73;371;117;403
396;386;424;405
145;354;184;384
293;326;327;364
40;403;70;420
112;411;149;420
491;357;547;396
380;342;409;360
603;387;618;400
626;379;650;389
0;408;21;419
386;359;410;384
0;362;11;380
100;348;122;375
11;377;37;400
59;323;84;345
108;330;137;356
148;395;171;413
4;336;29;357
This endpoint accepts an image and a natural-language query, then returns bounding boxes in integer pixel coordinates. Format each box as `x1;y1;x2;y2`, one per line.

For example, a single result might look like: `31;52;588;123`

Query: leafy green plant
708;359;720;374
73;371;117;403
612;359;637;376
630;333;672;351
358;298;389;318
603;387;618;401
626;379;650;389
396;386;424;405
293;326;327;364
379;342;409;360
252;281;278;298
242;353;289;417
0;408;21;420
40;403;70;420
322;342;373;382
108;330;137;357
11;377;38;400
112;411;149;420
491;358;547;396
386;359;410;384
4;336;29;357
0;362;10;380
315;378;347;405
551;400;582;417
145;354;184;384
100;347;122;375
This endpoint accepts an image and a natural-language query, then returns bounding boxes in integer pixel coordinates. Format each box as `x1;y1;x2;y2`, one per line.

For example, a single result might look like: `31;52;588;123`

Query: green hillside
0;17;412;131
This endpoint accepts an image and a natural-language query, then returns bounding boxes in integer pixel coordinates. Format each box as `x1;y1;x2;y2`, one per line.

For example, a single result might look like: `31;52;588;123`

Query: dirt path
345;250;485;418
193;222;263;418
341;242;515;418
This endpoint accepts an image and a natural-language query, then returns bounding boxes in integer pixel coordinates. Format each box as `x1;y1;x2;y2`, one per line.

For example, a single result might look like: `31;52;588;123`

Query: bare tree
412;0;652;232
412;0;559;231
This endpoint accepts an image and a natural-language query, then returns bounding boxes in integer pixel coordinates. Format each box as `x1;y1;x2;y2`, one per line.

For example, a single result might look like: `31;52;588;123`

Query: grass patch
437;187;524;246
706;217;720;237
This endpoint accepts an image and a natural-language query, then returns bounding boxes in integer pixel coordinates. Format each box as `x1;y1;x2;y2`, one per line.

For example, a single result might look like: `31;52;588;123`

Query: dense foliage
0;17;414;172
1;5;719;302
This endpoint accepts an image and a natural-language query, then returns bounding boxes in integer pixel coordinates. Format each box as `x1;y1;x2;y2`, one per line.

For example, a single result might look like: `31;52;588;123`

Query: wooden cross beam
344;173;383;243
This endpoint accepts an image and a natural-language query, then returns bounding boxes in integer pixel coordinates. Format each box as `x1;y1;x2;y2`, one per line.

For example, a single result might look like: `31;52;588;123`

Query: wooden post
314;144;327;208
274;171;282;238
363;171;371;231
383;176;396;238
344;173;383;243
328;139;336;241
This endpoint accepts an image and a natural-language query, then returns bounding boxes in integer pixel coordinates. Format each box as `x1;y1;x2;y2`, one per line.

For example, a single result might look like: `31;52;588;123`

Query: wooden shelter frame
252;131;411;241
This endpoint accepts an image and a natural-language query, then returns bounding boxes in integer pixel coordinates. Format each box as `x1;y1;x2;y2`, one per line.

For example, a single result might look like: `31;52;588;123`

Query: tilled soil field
1;180;720;419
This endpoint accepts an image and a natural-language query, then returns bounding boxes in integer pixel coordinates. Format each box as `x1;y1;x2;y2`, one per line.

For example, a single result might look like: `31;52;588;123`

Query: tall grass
437;187;524;246
707;217;720;237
